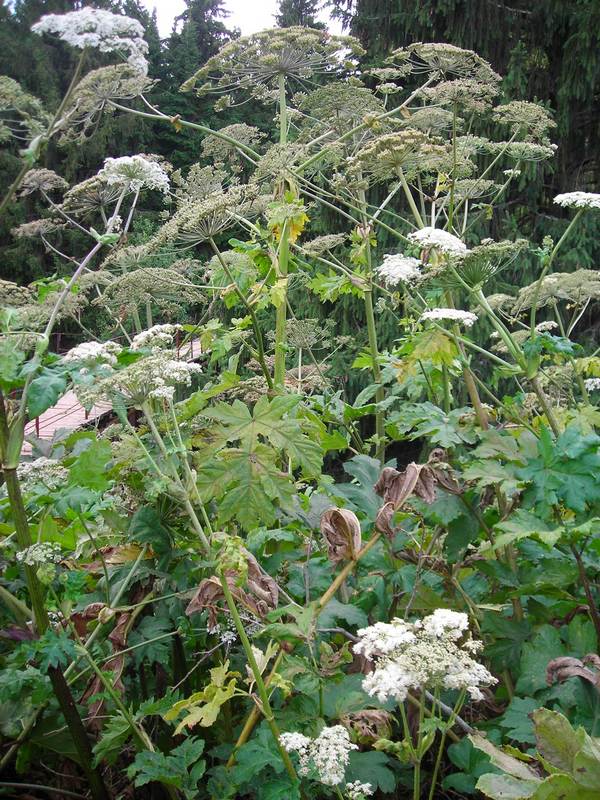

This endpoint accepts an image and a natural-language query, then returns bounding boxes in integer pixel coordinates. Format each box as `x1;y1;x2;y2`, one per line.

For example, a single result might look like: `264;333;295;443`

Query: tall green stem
219;573;299;786
0;398;109;799
274;73;290;390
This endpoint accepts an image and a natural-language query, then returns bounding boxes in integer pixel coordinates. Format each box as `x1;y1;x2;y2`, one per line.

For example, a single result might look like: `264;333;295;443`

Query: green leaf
532;708;578;774
127;738;205;793
68;438;112;491
27;368;66;418
476;772;540;799
346;750;396;793
516;625;566;695
500;697;539;744
318;598;368;629
517;425;600;513
92;712;131;766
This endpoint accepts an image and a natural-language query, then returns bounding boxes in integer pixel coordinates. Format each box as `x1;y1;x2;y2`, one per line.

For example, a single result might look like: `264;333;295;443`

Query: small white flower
419;608;469;640
408;226;468;255
376;253;421;286
281;726;357;786
354;611;496;705
585;378;600;392
420;308;478;327
535;320;558;333
99;155;170;194
346;780;374;800
31;9;148;74
503;168;521;178
131;324;182;351
16;542;62;566
63;340;121;366
554;192;600;210
354;620;416;661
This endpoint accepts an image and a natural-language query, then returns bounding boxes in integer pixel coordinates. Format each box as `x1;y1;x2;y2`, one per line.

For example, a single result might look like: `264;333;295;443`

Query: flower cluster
63;340;121;366
376;253;421;286
535;321;559;333
17;457;69;493
18;169;68;196
354;609;496;703
408;227;468;255
584;378;600;392
32;8;148;74
16;542;62;566
98;155;170;194
131;324;182;351
420;308;478;327
0;76;51;142
182;27;364;100
280;725;357;786
77;351;202;407
346;781;374;800
553;192;600;210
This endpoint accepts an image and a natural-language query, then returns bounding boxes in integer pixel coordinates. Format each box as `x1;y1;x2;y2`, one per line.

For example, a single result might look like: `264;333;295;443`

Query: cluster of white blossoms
376;253;422;286
420;308;478;327
554;191;600;210
346;780;374;799
354;609;496;703
535;320;559;333
98;155;170;194
63;340;121;366
408;226;469;255
584;378;600;392
280;725;358;786
131;324;182;351
31;8;148;75
16;542;62;566
77;351;202;406
17;457;69;493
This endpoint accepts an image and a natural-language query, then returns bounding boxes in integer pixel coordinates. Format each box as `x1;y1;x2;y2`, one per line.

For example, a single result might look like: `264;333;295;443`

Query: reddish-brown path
21;338;203;457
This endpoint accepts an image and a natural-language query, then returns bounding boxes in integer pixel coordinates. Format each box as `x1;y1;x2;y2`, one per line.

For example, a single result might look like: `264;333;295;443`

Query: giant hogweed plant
2;8;600;800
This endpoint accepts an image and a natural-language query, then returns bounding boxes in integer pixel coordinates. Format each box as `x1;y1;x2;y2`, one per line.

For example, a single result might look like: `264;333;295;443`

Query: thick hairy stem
529;375;561;436
208;238;273;391
219;574;299;786
1;465;109;797
227;533;382;763
358;181;385;461
274;230;290;389
570;543;600;645
274;74;290;390
530;208;585;335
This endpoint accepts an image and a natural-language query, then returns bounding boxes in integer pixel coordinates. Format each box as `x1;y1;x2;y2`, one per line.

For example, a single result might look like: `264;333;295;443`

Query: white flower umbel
376;253;422;286
346;781;374;800
63;340;121;366
99;155;170;194
554;192;600;210
32;9;148;74
408;226;468;255
281;725;357;786
420;308;478;327
584;378;600;392
535;320;559;333
354;610;496;704
17;457;69;493
131;324;182;351
353;620;416;660
418;608;470;640
76;351;202;408
16;542;62;566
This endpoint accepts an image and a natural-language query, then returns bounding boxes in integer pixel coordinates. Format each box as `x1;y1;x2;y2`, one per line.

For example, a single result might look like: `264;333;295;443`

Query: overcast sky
141;0;339;36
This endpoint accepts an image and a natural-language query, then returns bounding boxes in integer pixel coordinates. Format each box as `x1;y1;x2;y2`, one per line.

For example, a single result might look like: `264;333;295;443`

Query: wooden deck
21;338;202;457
